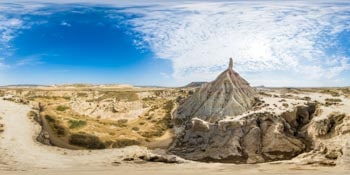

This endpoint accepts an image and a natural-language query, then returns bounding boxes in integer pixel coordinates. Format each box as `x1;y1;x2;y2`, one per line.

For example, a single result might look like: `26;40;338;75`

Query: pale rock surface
174;58;256;123
170;59;322;163
170;106;315;163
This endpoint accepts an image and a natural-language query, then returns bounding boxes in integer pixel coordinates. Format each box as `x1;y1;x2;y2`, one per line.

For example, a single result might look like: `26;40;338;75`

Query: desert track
343;139;350;169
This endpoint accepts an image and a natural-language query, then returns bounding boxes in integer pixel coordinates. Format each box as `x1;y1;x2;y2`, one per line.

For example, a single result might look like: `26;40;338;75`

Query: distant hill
1;84;48;88
184;82;207;88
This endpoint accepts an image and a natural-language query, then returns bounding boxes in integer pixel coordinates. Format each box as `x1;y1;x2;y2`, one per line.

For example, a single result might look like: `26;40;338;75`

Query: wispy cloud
0;16;23;47
0;2;45;61
118;1;350;85
15;56;43;66
60;21;71;27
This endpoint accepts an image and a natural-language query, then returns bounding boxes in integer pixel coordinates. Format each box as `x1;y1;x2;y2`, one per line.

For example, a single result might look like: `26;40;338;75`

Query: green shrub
69;133;105;149
0;123;4;132
45;115;56;123
45;115;65;136
53;123;66;136
56;105;69;111
62;96;71;100
68;120;87;129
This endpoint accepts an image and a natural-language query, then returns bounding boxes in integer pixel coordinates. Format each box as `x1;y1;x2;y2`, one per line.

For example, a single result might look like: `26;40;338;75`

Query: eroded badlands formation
170;59;350;165
0;59;350;172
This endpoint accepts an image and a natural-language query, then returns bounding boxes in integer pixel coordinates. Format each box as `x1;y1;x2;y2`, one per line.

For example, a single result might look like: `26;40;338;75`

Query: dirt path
343;138;350;169
0;99;147;170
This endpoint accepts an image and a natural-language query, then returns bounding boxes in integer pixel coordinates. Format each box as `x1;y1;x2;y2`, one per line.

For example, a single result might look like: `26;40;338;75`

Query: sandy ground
0;99;349;175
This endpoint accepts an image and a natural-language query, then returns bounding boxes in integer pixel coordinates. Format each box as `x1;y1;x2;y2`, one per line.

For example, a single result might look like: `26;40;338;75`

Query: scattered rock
122;153;185;164
138;154;182;163
37;130;51;145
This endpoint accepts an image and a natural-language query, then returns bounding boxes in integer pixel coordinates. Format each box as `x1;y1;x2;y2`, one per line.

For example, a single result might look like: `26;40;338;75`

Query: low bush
53;123;66;136
325;98;342;106
56;105;69;112
0;123;4;133
45;114;56;123
69;133;105;149
325;98;342;103
45;115;65;136
68;120;87;129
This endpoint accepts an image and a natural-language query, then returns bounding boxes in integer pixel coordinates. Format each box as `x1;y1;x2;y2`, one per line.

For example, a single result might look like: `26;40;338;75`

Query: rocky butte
169;58;328;164
174;58;256;123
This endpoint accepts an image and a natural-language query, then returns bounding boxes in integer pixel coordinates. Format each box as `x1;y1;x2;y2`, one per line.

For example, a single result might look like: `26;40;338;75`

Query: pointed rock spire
228;57;233;70
174;57;256;122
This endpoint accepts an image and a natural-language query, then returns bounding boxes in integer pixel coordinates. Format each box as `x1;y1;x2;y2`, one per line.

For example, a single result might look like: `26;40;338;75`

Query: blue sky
0;0;350;87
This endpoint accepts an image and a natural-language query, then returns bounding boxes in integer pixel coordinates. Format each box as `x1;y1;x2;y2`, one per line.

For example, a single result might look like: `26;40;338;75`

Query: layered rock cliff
170;104;316;163
170;58;343;164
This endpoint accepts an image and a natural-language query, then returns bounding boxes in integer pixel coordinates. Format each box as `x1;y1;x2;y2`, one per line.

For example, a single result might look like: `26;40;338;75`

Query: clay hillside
174;58;256;123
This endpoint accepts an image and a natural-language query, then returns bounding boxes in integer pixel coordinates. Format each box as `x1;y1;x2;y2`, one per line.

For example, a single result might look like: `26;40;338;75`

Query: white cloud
0;17;23;44
118;1;350;86
60;21;71;27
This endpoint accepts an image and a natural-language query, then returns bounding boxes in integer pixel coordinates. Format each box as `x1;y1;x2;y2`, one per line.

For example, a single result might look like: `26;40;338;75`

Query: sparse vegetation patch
68;120;87;129
56;105;69;111
45;115;66;136
0;123;4;133
325;98;342;106
69;133;105;149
